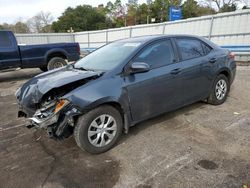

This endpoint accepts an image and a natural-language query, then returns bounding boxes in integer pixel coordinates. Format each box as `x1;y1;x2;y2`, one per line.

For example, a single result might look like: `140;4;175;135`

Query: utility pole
124;4;128;27
67;27;74;33
128;0;138;25
161;0;167;23
146;0;151;24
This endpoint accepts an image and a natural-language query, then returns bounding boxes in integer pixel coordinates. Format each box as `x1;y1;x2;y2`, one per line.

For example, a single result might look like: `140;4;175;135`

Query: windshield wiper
73;65;94;71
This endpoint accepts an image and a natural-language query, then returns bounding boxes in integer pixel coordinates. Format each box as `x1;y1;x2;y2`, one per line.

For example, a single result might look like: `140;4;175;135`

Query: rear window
0;32;12;48
176;38;204;61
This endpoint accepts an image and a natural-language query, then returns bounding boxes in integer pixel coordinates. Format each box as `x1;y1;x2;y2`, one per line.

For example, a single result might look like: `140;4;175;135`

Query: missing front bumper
29;113;59;128
26;106;81;139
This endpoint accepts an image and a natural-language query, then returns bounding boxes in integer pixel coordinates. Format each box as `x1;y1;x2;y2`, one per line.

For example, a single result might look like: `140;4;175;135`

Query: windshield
74;42;141;71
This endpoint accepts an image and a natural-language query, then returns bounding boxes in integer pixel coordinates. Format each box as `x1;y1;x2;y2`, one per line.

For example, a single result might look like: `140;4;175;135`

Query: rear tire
74;105;123;154
47;57;67;71
207;74;230;105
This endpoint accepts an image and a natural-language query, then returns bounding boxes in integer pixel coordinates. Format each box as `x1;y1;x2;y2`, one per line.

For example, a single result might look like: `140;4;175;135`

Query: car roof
116;34;203;43
115;34;219;49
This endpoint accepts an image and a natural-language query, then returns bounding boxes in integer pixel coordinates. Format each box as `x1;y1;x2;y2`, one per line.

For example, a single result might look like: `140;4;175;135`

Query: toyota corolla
16;35;236;154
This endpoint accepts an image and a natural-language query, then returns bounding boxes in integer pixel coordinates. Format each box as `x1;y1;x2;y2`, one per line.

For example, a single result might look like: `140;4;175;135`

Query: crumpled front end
15;67;103;139
16;90;83;139
25;96;81;139
15;83;82;139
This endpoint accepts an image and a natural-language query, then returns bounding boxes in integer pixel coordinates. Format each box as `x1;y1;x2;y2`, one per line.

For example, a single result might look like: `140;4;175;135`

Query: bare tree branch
27;11;53;33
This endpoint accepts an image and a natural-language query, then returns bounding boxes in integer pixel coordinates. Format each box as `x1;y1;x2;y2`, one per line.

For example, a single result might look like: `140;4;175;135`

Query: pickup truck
0;31;80;71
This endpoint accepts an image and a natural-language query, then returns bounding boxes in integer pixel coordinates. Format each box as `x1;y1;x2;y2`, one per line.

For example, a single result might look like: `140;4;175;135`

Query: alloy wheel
215;79;227;100
87;114;117;147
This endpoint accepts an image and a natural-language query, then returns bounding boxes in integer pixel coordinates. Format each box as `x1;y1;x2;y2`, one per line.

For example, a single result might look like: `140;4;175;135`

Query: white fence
15;9;250;61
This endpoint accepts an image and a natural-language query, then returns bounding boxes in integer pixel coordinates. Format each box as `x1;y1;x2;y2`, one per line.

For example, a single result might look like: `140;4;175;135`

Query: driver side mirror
129;62;150;74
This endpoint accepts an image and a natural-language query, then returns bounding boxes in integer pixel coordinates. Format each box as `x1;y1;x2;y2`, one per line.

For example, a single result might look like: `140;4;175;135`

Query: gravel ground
0;67;249;188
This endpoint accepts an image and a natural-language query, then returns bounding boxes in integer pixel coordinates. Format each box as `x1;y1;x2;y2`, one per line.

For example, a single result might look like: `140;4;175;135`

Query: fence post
208;16;214;40
162;23;166;34
72;33;76;42
46;35;50;43
87;32;90;48
106;29;108;44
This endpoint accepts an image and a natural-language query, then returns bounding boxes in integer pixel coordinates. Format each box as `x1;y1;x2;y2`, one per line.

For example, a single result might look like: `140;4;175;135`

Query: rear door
174;37;212;104
0;32;21;69
124;39;183;122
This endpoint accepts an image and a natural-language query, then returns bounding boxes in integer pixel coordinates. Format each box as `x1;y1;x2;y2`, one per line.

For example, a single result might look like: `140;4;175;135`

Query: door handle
170;68;181;75
209;58;217;63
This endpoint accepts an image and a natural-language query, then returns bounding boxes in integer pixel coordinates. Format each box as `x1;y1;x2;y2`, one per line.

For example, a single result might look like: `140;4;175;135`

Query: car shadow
119;102;206;143
0;68;42;82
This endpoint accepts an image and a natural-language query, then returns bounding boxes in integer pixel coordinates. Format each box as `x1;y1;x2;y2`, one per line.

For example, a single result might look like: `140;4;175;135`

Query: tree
220;3;237;12
0;22;30;33
203;0;243;12
126;0;139;25
52;5;107;32
105;0;127;27
28;11;53;33
182;0;215;19
138;3;149;24
13;22;30;33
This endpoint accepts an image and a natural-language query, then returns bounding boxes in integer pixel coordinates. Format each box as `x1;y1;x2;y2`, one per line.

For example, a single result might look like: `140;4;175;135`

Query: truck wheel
47;57;67;71
74;105;123;154
207;74;230;105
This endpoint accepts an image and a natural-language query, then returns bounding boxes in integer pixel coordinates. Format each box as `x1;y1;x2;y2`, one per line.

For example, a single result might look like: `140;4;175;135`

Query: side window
0;32;12;48
133;40;175;69
176;38;204;61
202;42;212;55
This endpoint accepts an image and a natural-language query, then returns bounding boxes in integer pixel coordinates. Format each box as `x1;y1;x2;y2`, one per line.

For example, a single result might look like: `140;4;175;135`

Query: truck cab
0;31;80;71
0;31;21;70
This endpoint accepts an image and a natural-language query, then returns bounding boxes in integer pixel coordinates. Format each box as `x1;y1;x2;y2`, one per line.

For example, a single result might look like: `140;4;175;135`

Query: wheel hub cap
215;79;227;100
54;62;64;68
88;114;117;147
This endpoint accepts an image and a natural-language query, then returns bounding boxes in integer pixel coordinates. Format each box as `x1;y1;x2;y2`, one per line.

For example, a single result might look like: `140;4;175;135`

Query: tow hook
47;126;54;138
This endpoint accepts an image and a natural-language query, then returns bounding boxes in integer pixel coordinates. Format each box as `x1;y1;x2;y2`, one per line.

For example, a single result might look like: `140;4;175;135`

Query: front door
124;39;183;122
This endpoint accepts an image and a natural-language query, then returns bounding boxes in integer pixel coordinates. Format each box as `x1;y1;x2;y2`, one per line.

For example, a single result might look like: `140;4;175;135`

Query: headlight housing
55;99;69;113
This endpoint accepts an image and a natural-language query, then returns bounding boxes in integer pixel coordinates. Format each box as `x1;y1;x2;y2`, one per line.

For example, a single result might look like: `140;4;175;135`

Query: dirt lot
0;67;249;188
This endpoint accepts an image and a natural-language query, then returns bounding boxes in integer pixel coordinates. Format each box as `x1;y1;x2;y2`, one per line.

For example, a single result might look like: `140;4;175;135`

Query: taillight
229;52;235;60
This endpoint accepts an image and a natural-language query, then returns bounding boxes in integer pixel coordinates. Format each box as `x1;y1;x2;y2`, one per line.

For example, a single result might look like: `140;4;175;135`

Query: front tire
207;74;230;105
74;105;123;154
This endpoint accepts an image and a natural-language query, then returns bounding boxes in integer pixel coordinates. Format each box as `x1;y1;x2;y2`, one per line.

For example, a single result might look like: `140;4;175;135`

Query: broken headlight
36;98;69;119
55;99;70;113
29;98;70;128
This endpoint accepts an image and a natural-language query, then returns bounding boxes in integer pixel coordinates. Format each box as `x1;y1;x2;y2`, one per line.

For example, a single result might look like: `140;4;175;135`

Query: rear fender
208;67;232;95
45;49;69;63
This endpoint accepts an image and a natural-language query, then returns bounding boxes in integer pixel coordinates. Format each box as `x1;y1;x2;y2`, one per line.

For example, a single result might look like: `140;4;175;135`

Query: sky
0;0;248;24
0;0;146;24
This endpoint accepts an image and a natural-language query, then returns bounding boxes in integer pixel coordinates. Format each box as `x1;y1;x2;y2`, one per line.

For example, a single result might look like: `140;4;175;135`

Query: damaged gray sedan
16;35;236;153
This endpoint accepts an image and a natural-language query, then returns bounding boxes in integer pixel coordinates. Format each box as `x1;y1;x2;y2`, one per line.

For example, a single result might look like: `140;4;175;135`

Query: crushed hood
17;66;102;113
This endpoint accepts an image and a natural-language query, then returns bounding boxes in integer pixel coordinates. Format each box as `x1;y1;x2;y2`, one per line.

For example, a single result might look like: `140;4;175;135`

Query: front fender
67;95;125;112
63;76;131;116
